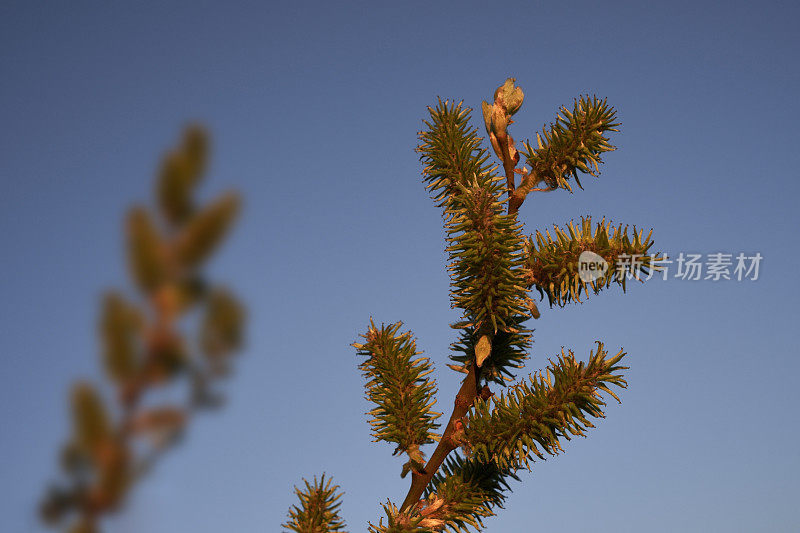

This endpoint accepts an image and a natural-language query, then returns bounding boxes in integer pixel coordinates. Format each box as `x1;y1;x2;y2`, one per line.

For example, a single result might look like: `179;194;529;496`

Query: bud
127;207;168;293
176;191;241;269
495;77;524;116
482;78;525;163
481;100;493;133
71;382;110;456
529;299;541;319
475;334;492;367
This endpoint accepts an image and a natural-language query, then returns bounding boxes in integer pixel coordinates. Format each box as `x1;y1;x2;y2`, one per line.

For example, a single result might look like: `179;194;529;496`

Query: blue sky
1;1;798;531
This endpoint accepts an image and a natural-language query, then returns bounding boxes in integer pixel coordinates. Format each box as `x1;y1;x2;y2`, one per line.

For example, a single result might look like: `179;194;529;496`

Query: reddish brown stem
400;364;480;511
496;131;518;202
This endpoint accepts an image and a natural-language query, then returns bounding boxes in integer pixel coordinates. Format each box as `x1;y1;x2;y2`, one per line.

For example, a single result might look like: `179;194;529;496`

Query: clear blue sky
1;1;798;531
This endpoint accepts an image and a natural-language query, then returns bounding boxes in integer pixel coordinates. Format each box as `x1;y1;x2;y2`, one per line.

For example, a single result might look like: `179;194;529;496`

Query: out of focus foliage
40;126;245;532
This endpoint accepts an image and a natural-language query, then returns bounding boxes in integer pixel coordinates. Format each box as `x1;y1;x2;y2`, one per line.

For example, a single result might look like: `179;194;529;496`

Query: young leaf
126;207;167;293
200;287;245;359
71;382;111;456
99;292;142;384
156;125;209;226
175;191;240;269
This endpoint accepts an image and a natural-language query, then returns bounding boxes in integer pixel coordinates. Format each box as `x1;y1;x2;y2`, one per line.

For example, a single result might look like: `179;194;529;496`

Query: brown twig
400;364;480;511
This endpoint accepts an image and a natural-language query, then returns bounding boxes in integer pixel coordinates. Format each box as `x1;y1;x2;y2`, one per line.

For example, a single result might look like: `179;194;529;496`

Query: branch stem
399;364;479;511
496;131;519;216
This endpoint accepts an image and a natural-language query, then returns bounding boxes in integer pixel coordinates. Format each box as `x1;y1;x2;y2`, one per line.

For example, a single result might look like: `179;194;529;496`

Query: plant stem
400;364;480;511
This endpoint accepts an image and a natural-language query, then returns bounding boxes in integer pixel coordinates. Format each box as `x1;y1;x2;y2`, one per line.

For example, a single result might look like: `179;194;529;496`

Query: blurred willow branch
40;126;245;533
